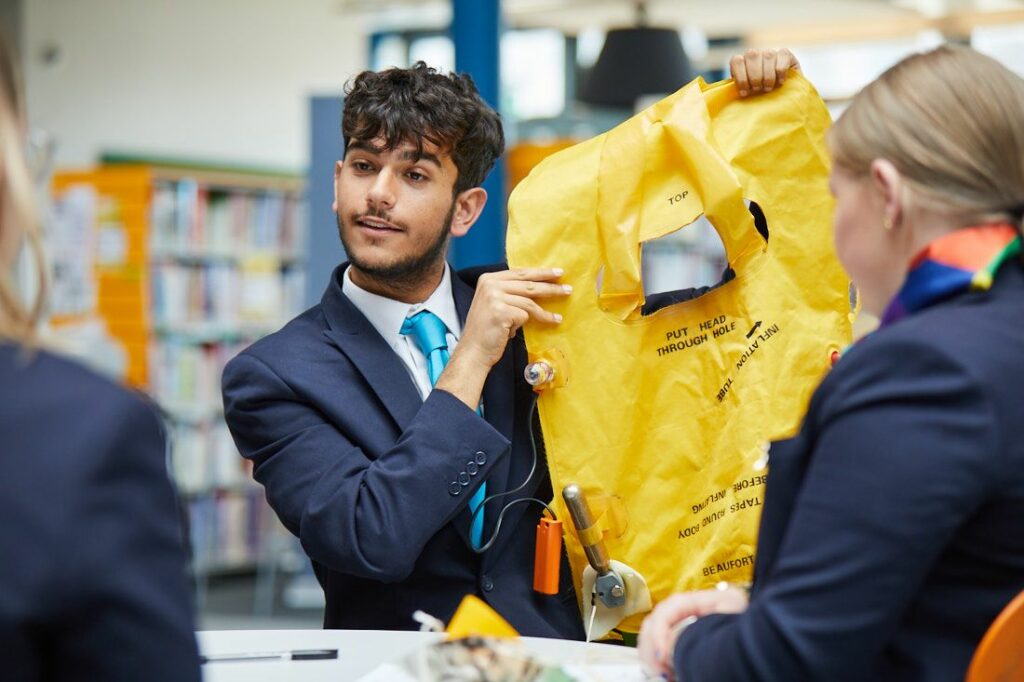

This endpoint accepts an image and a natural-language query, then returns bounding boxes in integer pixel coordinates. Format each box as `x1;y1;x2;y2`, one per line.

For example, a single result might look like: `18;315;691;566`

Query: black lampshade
580;27;691;109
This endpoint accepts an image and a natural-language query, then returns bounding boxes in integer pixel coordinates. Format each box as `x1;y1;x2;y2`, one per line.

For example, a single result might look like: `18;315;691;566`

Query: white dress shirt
342;264;462;401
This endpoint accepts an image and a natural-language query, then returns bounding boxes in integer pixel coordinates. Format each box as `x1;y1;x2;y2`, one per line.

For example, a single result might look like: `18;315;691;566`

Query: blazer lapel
320;264;423;432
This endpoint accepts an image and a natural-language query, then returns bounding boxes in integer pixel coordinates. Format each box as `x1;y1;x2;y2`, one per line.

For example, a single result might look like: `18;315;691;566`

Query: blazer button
466;461;479;476
448;482;462;496
474;451;487;466
481;576;494;592
458;471;470;486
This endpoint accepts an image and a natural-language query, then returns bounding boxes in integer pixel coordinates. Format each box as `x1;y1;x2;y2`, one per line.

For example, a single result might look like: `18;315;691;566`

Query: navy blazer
0;345;200;682
222;264;583;638
675;262;1024;681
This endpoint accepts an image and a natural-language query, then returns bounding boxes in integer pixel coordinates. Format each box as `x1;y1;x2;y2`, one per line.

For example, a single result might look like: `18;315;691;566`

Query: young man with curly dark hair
223;50;797;637
223;62;581;637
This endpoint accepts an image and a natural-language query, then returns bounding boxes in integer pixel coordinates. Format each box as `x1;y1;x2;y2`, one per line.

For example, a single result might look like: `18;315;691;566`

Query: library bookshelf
50;160;305;584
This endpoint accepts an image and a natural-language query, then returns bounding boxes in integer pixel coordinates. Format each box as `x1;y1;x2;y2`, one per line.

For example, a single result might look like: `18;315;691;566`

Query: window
370;28;568;121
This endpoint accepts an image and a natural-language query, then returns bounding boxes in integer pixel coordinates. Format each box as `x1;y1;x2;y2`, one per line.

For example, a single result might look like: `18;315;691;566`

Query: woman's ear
449;187;488;238
869;159;904;230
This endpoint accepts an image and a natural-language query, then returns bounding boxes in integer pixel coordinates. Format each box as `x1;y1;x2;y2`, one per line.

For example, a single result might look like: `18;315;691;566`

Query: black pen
200;648;338;664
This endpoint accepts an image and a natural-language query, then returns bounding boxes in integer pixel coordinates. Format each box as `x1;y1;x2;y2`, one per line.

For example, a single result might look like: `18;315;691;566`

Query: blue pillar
306;95;345;308
451;0;506;269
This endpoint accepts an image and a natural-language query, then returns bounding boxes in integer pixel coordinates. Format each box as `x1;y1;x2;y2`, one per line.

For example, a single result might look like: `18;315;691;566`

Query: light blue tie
401;310;486;549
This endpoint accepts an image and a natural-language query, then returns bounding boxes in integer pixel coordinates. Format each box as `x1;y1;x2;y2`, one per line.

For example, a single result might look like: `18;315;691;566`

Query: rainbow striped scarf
880;224;1021;329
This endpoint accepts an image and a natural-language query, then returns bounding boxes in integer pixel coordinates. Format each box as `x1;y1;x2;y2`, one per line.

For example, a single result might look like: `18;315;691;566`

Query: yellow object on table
446;595;520;640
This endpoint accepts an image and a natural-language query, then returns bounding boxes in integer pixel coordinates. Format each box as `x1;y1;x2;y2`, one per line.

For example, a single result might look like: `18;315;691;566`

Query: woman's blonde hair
0;29;46;344
829;45;1024;228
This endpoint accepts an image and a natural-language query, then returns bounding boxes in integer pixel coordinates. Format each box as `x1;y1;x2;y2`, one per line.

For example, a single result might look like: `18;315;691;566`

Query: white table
198;629;645;681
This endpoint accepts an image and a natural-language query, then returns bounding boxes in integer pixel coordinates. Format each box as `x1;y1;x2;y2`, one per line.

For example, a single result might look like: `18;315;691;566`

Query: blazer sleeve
222;351;512;582
674;337;1000;681
51;394;200;682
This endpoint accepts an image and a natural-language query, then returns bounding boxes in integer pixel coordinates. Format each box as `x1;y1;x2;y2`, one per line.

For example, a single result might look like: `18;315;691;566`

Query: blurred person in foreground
0;31;200;681
639;45;1024;681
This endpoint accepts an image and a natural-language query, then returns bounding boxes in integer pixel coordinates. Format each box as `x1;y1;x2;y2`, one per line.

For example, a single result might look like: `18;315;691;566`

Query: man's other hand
730;48;801;97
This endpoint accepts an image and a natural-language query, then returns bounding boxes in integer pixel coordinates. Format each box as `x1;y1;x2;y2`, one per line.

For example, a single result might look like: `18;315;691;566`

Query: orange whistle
533;517;563;595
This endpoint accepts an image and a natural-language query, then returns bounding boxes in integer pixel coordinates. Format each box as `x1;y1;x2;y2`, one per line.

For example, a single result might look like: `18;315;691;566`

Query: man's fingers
730;54;750;96
780;48;800;73
761;49;778;91
504;280;571;299
744;49;764;93
776;48;799;84
731;47;799;95
506;295;562;325
497;267;565;283
497;303;530;337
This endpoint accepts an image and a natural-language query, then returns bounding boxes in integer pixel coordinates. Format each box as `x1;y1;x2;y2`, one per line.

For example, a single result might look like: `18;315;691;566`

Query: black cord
472;497;557;553
471;393;557;554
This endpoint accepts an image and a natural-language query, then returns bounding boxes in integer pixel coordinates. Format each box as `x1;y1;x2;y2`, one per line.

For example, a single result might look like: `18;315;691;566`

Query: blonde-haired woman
0;32;200;681
640;45;1024;681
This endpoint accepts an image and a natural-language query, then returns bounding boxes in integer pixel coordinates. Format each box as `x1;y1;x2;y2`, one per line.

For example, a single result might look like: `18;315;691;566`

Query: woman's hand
730;48;801;97
637;586;749;680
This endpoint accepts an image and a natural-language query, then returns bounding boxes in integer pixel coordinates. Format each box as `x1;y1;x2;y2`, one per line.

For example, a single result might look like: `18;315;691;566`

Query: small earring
883;217;894;231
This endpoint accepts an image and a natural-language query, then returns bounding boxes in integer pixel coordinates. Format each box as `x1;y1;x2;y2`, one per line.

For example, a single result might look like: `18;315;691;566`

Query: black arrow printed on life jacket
716;322;781;402
734;322;781;371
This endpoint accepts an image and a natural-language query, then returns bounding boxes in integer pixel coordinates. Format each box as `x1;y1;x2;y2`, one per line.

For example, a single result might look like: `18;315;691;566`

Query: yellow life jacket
506;72;853;633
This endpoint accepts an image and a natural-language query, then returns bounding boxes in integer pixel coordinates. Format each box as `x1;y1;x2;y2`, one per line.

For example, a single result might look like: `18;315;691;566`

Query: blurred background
5;0;1023;630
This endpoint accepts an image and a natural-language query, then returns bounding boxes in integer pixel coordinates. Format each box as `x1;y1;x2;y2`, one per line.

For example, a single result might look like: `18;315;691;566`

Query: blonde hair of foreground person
829;44;1024;228
0;29;46;345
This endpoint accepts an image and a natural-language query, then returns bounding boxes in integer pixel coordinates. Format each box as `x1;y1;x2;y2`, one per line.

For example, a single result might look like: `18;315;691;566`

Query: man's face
334;136;459;287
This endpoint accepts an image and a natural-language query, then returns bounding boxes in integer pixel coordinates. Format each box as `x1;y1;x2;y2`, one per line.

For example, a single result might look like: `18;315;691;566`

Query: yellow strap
577;523;604;547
